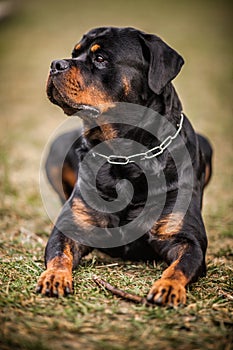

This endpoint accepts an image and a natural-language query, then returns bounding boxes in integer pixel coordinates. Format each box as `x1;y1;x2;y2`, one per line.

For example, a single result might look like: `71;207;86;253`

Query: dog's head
47;27;184;117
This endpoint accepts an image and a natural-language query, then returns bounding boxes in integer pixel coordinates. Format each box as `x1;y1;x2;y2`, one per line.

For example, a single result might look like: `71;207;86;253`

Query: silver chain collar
92;113;184;165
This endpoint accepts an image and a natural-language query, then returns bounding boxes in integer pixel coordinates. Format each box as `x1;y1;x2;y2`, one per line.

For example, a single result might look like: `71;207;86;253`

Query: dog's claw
53;289;59;297
35;285;42;294
146;293;154;303
147;278;186;307
154;296;163;305
36;269;73;297
65;286;71;295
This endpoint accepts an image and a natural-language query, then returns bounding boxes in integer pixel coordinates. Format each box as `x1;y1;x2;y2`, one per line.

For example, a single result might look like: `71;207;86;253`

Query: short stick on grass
93;275;152;306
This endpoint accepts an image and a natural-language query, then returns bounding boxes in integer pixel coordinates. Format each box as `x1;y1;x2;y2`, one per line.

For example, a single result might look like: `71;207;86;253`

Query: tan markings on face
74;43;81;50
151;212;183;238
90;44;101;52
122;76;131;96
54;66;114;113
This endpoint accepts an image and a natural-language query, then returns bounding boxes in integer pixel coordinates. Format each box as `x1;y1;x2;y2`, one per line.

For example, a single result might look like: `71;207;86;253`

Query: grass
0;0;232;349
0;254;232;349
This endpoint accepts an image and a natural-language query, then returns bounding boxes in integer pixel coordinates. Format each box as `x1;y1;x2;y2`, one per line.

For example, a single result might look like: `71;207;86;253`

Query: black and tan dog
36;27;212;306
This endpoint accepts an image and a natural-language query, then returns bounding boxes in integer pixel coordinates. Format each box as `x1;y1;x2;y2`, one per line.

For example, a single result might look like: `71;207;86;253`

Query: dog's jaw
47;76;101;117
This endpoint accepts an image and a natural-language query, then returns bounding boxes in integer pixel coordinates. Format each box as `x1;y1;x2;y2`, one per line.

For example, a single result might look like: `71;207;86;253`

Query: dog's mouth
47;77;100;118
74;104;100;118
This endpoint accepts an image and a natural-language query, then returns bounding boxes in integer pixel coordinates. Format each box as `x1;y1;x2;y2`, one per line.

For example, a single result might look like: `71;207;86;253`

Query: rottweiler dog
36;27;212;306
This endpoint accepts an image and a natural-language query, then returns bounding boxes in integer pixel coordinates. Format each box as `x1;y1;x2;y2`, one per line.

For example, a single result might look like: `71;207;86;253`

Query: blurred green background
0;1;232;349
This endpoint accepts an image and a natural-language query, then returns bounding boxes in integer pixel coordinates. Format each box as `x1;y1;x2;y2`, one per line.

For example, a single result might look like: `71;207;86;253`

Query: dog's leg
147;243;205;306
147;213;207;306
36;227;92;297
147;260;188;306
36;189;105;297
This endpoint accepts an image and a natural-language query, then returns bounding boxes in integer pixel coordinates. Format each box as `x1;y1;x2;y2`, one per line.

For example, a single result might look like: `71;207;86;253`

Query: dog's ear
140;33;184;95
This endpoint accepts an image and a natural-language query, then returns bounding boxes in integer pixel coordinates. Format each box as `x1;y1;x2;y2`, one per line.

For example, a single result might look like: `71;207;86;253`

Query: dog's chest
95;163;148;203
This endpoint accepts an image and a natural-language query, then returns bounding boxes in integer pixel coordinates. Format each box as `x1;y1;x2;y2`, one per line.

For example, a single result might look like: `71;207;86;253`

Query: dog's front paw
36;268;73;297
147;278;186;307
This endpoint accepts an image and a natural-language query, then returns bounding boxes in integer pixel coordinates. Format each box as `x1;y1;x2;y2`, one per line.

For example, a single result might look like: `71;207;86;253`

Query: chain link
92;113;184;165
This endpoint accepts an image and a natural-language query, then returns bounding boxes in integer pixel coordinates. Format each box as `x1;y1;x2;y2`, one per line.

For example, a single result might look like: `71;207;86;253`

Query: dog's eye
95;54;105;63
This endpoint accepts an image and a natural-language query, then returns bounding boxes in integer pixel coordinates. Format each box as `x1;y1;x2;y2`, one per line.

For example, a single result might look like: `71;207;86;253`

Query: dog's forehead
74;27;142;53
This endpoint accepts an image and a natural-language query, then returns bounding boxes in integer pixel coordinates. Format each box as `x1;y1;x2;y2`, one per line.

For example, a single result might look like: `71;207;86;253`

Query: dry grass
0;0;232;349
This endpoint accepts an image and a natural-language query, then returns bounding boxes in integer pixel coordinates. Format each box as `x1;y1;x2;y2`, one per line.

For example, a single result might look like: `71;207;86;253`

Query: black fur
38;27;213;304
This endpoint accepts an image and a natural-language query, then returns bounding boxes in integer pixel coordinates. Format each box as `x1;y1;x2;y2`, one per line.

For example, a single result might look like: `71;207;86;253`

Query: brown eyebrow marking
74;43;81;50
90;44;101;52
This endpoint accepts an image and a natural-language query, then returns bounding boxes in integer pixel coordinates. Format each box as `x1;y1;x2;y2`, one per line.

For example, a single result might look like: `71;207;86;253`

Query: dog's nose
50;59;69;74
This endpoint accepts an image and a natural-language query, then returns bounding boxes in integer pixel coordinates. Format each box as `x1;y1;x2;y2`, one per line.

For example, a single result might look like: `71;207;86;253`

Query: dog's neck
145;83;182;121
82;83;183;152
